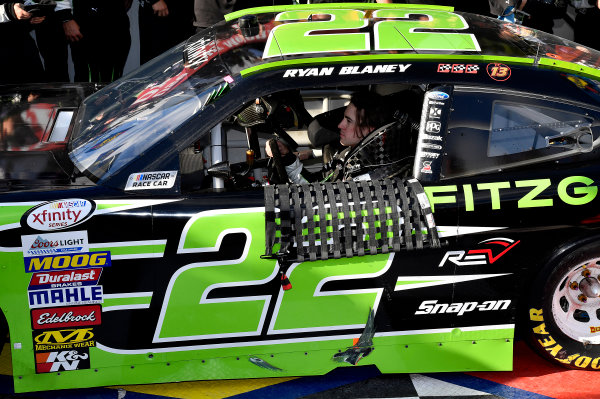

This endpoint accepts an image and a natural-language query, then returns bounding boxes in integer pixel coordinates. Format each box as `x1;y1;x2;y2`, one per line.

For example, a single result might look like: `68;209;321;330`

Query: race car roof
222;3;600;80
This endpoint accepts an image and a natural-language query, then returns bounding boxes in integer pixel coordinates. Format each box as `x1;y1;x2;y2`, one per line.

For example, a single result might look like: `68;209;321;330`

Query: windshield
69;29;232;182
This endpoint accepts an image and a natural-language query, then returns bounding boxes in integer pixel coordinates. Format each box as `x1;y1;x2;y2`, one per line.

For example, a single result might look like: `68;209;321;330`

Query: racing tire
527;242;600;370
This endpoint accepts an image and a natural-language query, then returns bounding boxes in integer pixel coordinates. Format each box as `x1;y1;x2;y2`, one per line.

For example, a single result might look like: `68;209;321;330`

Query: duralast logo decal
125;171;177;190
32;305;101;330
24;200;94;231
415;299;511;315
29;268;102;291
439;238;520;267
33;328;96;351
24;251;111;273
35;348;90;373
21;231;89;257
283;64;411;78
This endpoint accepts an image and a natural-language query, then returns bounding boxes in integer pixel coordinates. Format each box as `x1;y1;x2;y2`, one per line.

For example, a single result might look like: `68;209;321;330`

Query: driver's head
338;91;388;147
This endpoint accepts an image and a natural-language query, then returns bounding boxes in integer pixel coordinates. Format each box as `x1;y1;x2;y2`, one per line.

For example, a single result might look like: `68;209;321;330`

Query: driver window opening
179;84;424;192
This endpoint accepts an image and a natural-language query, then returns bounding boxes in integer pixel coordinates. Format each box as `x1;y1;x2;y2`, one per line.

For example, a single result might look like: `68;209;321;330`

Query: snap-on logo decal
24;200;94;231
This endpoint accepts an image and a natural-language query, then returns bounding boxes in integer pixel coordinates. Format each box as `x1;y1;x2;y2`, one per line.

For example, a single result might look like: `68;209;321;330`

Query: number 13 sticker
487;63;511;81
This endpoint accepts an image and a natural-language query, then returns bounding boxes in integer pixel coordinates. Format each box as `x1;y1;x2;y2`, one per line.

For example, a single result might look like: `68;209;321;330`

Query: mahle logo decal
24;199;94;231
439;238;519;267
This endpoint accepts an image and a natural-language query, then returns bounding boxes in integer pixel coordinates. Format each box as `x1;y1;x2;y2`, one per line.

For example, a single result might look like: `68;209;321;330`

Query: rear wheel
527;243;600;370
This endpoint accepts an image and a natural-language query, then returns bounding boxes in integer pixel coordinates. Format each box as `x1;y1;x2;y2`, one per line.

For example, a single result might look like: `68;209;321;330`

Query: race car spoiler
264;178;440;263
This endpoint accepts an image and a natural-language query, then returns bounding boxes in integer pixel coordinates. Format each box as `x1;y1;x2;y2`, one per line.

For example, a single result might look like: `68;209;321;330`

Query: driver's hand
265;140;290;157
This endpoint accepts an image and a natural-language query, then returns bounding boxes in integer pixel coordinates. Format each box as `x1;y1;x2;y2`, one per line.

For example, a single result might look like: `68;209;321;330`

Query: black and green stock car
2;2;600;393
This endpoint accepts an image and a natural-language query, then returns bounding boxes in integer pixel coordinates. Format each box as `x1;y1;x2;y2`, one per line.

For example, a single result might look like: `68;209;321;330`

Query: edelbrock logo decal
427;91;449;100
21;231;89;257
31;305;101;329
25;200;94;231
125;171;177;190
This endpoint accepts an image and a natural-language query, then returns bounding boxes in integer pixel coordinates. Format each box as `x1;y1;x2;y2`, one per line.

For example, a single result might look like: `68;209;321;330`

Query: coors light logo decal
24;200;95;231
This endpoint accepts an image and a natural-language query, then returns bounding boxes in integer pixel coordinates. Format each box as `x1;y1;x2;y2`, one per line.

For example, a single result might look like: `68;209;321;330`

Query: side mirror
546;123;594;153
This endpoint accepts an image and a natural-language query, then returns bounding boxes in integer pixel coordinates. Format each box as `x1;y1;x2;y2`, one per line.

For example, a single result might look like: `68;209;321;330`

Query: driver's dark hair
349;91;390;136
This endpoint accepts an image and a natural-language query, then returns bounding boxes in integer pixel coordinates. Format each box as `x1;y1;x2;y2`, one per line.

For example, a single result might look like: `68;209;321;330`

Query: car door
432;85;600;333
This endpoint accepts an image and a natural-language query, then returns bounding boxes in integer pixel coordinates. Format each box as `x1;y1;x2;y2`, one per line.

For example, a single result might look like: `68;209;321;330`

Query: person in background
193;0;234;32
59;0;131;83
572;0;600;50
0;1;45;84
35;0;71;82
139;0;195;64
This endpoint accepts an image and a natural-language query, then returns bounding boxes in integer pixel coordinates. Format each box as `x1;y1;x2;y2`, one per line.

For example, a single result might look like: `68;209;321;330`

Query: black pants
35;15;70;82
0;25;44;84
71;12;131;82
139;0;194;65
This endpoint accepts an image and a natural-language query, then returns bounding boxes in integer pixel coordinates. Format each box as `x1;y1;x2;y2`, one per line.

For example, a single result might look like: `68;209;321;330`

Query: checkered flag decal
264;179;440;262
452;64;466;73
466;64;480;73
437;64;452;72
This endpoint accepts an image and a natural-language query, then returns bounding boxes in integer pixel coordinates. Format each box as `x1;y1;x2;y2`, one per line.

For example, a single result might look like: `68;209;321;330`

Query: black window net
264;178;440;263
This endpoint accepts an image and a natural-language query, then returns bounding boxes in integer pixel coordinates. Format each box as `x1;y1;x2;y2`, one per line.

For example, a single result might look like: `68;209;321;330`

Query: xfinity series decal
283;64;411;78
24;199;94;231
125;171;177;190
438;238;520;267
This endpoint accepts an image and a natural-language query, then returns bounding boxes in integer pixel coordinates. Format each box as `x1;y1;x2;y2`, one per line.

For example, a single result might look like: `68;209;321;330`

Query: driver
266;91;392;184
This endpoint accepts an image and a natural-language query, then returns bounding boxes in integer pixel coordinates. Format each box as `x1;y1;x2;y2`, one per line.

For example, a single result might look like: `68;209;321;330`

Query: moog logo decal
24;200;94;231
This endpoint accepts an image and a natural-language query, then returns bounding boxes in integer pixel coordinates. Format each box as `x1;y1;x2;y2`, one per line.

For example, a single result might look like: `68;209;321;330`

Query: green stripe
103;296;152;308
225;3;454;21
538;57;600;80
240;54;535;77
94;244;165;256
0;205;35;226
